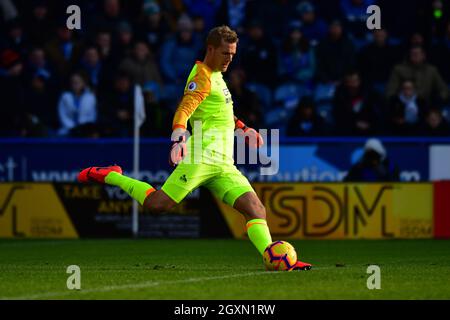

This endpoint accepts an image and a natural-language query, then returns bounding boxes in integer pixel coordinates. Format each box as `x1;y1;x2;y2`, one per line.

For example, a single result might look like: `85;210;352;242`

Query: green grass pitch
0;239;449;300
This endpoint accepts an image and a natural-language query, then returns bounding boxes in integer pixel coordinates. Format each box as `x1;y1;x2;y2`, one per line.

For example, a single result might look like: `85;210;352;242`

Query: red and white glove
169;128;188;167
235;119;264;148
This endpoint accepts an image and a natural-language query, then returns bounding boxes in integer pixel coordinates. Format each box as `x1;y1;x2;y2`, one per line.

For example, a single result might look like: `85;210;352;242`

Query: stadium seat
142;81;162;102
246;82;272;112
316;101;335;125
264;107;290;137
443;106;450;123
274;83;303;111
314;82;337;103
161;83;185;111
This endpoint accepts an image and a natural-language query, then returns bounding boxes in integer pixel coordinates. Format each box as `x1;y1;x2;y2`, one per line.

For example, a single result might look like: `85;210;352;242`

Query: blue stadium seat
246;82;272;111
314;82;337;103
161;83;185;111
142;81;162;102
443;105;450;123
274;83;303;111
316;101;335;125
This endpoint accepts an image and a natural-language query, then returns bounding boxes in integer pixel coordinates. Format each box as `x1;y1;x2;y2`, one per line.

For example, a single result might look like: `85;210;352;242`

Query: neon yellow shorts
161;162;254;206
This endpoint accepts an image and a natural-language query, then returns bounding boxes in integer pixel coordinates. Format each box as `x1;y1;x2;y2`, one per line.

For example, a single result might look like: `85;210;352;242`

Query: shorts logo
187;81;197;91
180;174;187;183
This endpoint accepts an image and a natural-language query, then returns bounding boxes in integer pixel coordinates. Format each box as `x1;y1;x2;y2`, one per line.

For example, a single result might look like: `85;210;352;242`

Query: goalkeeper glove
169;128;187;167
235;119;264;148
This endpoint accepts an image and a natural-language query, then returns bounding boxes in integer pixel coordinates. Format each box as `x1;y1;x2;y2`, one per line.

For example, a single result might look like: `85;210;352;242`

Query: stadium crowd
1;0;450;138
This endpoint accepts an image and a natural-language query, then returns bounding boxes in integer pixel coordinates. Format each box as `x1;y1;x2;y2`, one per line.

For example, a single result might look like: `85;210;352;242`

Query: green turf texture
0;239;449;300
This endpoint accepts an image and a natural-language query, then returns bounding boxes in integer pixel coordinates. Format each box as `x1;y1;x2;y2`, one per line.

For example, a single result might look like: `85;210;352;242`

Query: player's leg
233;191;272;255
78;165;177;212
206;166;312;270
204;167;271;255
78;163;216;213
107;172;178;212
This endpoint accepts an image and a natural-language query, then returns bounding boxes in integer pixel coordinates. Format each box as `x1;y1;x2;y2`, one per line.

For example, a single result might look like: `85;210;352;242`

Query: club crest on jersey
187;81;197;91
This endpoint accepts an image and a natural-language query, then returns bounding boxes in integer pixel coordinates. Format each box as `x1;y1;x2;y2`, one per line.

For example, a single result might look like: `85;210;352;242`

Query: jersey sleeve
172;64;212;130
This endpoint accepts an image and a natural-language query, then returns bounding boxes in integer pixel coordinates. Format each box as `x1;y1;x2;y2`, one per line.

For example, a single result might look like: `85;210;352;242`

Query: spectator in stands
0;48;25;136
160;14;201;84
386;45;449;104
287;96;325;136
183;0;222;31
156;0;186;32
1;18;28;56
94;0;124;36
119;41;163;87
429;0;449;40
216;0;250;35
25;47;53;84
333;70;378;135
358;29;400;92
95;29;116;66
430;21;450;83
23;72;58;136
293;1;328;47
385;80;426;136
278;21;315;85
340;0;374;48
45;20;83;80
115;21;134;61
228;67;262;129
57;72;97;136
344;138;400;182
240;19;278;87
420;107;450;136
409;32;426;48
192;14;207;45
23;0;52;47
99;72;138;137
141;81;171;137
79;46;112;95
137;0;169;56
0;0;18;28
315;19;356;84
2;0;449;139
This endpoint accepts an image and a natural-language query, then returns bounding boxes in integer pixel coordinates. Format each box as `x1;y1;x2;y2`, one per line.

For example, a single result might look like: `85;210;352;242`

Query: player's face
211;41;237;72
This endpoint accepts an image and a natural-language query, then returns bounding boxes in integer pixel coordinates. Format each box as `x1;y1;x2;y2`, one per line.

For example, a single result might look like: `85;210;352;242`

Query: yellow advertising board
0;183;201;238
215;183;433;239
0;184;78;238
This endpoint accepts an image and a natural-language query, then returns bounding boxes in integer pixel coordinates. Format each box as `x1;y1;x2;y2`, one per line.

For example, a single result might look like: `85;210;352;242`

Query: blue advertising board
0;137;440;183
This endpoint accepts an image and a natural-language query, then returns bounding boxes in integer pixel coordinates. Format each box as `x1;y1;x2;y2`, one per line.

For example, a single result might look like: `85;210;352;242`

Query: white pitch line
0;270;283;300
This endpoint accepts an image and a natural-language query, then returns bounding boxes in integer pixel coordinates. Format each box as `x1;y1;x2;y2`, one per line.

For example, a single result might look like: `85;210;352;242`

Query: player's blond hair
206;25;238;48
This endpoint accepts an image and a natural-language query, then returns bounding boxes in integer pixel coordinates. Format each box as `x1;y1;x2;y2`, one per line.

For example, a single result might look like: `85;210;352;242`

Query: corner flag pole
132;84;146;238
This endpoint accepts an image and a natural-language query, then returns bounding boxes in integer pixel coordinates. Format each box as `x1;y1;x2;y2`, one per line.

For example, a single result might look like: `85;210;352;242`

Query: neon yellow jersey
173;61;235;164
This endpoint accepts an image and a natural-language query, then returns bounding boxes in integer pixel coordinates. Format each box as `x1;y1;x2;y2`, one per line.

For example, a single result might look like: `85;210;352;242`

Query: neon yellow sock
105;171;154;205
246;219;272;255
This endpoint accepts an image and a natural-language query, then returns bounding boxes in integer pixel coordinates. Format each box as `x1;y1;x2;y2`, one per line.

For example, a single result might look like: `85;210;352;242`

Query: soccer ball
263;241;297;271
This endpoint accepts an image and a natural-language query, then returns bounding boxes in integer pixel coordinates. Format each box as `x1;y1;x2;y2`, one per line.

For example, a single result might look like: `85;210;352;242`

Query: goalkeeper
78;25;311;271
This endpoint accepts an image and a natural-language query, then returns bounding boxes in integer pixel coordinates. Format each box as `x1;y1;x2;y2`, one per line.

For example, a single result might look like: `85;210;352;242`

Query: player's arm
169;68;211;166
234;116;264;148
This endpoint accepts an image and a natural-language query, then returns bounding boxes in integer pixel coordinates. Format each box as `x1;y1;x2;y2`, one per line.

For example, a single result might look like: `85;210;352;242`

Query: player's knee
256;205;267;220
249;201;266;220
